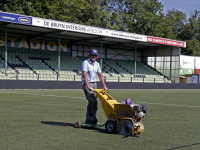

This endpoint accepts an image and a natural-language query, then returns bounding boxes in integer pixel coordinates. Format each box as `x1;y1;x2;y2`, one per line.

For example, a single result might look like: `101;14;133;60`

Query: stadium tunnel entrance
0;11;186;84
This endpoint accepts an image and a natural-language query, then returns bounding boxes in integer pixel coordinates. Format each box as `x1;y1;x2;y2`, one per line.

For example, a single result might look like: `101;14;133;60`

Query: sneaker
92;119;98;124
85;120;98;124
85;120;93;124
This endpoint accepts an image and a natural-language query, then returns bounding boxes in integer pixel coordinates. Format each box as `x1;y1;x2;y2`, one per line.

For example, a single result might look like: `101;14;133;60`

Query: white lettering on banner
1;16;16;20
147;37;186;48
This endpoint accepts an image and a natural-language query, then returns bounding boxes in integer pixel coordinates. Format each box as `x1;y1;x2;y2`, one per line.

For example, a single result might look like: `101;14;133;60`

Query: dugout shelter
0;11;188;88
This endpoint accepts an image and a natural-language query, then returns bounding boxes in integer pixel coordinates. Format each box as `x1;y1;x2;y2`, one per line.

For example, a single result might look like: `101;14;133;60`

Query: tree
0;0;32;15
180;10;200;56
182;38;200;56
165;9;187;40
77;0;111;28
27;0;90;24
120;0;164;35
100;0;125;30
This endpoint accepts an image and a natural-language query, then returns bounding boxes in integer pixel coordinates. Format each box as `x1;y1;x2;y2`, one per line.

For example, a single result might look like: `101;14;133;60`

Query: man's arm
98;73;108;91
82;71;94;91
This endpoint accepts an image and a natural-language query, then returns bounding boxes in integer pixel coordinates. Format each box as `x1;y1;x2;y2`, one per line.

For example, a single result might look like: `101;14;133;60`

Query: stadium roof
0;11;186;51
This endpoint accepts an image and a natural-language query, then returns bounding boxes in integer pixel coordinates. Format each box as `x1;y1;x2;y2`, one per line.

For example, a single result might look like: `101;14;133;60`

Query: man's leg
89;82;98;123
82;83;98;124
86;101;92;122
82;85;93;123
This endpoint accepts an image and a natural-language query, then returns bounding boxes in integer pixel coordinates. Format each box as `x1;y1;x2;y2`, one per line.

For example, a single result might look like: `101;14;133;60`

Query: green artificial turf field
0;89;200;150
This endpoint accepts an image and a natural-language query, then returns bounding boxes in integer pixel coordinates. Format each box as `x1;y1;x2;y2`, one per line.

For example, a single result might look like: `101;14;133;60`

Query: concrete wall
0;80;200;89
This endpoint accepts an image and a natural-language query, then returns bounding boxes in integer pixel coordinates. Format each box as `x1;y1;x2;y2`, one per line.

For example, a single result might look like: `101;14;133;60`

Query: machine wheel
105;120;117;133
74;122;81;128
118;120;134;136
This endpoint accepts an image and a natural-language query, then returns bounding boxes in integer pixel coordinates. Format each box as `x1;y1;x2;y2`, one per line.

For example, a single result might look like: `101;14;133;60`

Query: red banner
147;36;186;48
194;69;200;74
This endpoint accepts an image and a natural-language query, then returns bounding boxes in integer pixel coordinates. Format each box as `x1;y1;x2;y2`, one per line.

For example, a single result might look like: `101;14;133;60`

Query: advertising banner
179;55;194;75
194;58;200;74
179;68;194;75
195;57;200;68
0;11;32;25
147;36;186;48
179;55;200;75
33;17;188;46
194;69;200;74
32;17;147;42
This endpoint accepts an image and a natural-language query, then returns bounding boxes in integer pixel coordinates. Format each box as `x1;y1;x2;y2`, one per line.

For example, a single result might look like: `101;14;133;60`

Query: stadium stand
0;48;168;83
78;56;167;83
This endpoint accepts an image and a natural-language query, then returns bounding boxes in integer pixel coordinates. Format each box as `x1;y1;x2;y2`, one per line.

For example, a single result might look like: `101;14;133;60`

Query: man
82;49;108;124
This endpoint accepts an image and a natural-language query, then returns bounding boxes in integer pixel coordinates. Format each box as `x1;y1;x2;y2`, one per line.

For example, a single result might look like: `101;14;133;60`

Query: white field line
139;102;200;108
0;91;85;99
0;91;199;108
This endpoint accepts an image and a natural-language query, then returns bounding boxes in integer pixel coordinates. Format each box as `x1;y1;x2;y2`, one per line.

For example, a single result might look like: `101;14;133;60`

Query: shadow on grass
166;143;200;150
41;121;108;133
41;121;139;138
81;126;107;134
82;127;139;138
41;121;74;127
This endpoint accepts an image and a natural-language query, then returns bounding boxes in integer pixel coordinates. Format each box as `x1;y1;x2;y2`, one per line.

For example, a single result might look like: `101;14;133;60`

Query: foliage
27;0;90;24
165;9;187;40
182;38;200;56
0;0;32;14
180;10;200;55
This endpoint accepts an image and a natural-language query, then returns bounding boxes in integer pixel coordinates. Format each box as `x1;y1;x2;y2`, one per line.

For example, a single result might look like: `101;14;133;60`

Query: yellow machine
94;89;147;136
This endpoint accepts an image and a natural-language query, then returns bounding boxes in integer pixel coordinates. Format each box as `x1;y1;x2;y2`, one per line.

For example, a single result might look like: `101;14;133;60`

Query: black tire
118;120;133;136
105;120;117;133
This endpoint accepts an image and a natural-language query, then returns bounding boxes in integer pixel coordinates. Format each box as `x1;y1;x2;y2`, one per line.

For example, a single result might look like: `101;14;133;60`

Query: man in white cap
82;49;108;124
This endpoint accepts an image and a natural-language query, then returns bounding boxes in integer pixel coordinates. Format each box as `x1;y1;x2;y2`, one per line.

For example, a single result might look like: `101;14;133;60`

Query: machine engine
130;104;147;119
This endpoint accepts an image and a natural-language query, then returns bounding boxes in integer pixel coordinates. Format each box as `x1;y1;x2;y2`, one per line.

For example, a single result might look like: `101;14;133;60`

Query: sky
158;0;200;17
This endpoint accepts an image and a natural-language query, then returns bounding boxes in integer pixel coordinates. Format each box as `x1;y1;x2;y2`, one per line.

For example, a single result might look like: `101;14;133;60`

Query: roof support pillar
134;45;137;78
58;33;60;77
163;49;165;79
100;38;102;68
29;38;32;54
170;47;172;79
5;24;7;76
105;47;107;59
154;49;157;69
82;45;84;57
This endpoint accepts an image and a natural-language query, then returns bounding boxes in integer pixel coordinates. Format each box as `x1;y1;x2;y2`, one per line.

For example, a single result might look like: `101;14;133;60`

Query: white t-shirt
81;58;101;85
